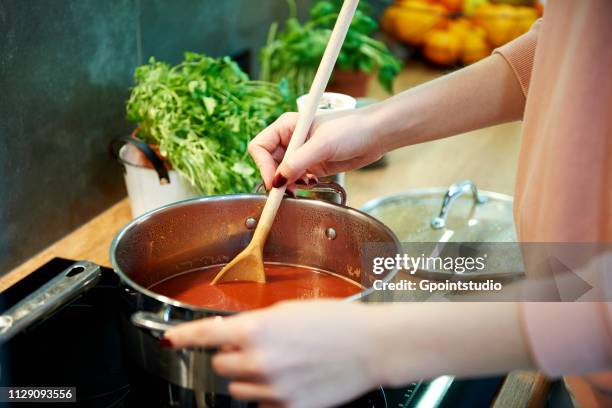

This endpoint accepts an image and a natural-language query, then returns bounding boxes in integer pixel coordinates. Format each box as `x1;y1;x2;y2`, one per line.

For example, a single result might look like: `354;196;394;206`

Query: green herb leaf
231;161;256;177
202;97;217;115
126;52;291;195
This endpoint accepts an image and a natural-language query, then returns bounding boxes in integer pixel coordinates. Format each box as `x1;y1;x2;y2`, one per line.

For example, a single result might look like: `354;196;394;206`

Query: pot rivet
245;217;257;229
325;227;337;240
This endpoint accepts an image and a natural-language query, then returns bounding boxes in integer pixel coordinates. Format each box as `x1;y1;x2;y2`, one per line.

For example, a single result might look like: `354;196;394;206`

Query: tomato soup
149;264;361;312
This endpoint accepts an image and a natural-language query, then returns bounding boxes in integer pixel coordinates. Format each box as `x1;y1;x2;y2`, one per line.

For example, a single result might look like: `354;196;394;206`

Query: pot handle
254;180;347;206
131;311;219;353
109;132;170;185
131;311;182;335
431;180;487;230
0;261;101;344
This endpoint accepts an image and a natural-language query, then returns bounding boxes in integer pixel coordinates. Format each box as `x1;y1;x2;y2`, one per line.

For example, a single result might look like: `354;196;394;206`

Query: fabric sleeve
493;19;542;97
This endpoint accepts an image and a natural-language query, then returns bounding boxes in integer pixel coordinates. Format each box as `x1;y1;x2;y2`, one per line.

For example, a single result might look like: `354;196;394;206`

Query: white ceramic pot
118;144;199;218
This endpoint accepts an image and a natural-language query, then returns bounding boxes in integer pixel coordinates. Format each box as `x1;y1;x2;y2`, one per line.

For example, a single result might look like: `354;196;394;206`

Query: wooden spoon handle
251;0;359;245
252;187;285;245
284;0;359;157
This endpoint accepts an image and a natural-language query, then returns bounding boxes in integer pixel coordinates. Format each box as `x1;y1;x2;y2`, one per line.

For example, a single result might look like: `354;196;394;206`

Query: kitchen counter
0;63;547;406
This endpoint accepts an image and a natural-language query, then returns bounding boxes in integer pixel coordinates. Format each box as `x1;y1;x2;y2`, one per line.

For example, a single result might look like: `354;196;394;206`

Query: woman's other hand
162;300;534;407
162;300;386;408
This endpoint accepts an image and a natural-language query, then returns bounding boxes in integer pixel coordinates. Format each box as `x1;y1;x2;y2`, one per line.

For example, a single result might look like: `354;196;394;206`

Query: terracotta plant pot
327;68;371;97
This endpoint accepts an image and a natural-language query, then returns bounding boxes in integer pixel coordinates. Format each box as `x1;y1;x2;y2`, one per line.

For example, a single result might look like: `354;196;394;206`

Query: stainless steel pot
109;185;401;393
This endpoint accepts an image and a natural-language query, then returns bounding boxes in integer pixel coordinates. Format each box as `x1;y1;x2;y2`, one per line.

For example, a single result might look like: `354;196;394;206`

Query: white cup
296;92;357;115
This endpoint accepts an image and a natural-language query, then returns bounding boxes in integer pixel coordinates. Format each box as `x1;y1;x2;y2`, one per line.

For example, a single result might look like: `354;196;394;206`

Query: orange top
494;0;612;404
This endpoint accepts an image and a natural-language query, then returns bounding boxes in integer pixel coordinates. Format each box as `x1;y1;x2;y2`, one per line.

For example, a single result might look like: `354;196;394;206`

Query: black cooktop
0;258;503;408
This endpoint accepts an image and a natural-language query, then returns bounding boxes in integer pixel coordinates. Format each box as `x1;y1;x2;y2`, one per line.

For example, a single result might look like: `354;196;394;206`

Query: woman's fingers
249;142;279;190
271;145;287;163
163;316;256;349
162;318;228;348
249;109;379;189
212;351;267;379
275;138;332;186
228;381;281;403
249;113;298;189
162;301;381;408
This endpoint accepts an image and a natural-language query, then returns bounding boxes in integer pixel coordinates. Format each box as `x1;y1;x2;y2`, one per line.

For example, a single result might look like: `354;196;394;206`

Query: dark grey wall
0;0;311;274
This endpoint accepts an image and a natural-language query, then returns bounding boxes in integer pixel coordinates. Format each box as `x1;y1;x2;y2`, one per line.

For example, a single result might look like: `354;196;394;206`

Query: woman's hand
248;110;384;190
162;300;534;407
163;300;386;408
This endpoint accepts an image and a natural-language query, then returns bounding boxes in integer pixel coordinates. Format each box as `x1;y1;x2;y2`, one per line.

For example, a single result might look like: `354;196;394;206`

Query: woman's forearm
363;54;526;152
366;302;535;386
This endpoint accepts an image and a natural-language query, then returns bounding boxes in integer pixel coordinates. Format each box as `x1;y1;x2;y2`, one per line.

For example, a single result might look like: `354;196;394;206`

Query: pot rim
110;193;402;315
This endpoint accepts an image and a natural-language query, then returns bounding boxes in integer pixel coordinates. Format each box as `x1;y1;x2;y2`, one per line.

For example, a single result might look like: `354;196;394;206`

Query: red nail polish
159;337;173;348
307;176;317;185
295;178;307;185
272;174;288;188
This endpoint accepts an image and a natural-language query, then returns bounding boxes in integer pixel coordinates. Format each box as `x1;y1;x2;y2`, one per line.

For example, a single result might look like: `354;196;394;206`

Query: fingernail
160;336;173;348
295;178;307;185
307;176;318;185
272;173;287;188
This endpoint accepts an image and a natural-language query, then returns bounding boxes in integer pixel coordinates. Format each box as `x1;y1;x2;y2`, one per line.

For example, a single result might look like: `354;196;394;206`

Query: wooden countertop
0;63;547;407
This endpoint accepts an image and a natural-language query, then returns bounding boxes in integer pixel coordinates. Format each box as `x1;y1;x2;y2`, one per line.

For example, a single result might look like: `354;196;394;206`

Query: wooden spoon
211;0;359;284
